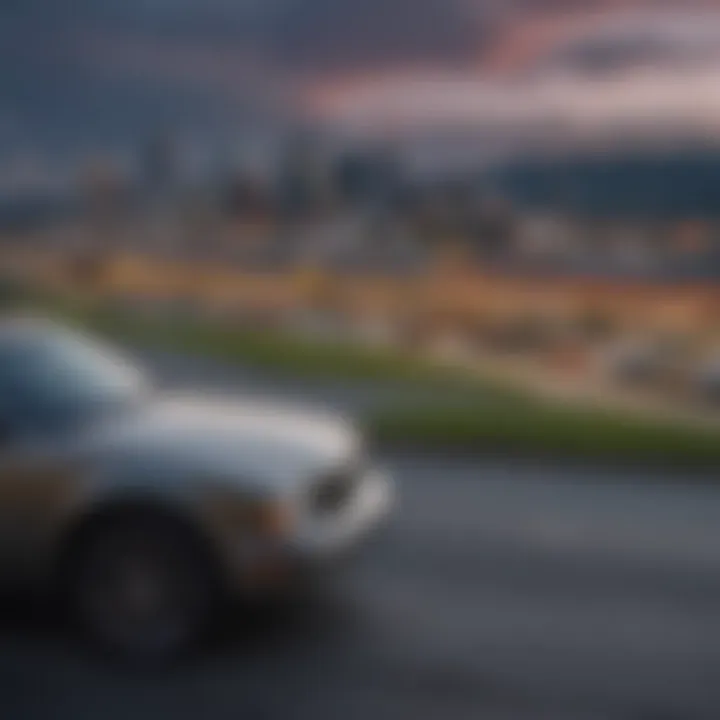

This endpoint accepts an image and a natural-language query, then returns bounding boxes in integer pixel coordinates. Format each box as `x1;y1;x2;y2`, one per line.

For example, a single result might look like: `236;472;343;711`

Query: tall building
142;132;181;206
78;155;130;251
333;144;402;211
277;131;326;223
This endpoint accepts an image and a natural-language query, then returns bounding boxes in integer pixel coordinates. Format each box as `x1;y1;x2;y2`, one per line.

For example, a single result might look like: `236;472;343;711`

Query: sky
4;0;720;175
308;5;720;137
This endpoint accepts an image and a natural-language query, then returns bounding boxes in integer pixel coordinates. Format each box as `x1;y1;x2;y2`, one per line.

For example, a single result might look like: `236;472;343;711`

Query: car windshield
0;327;146;431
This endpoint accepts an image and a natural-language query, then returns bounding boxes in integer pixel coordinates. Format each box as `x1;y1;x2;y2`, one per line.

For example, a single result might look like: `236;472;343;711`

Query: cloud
533;9;720;75
4;0;490;73
300;5;720;142
259;0;487;72
306;67;720;141
4;0;720;156
480;5;720;78
0;0;492;155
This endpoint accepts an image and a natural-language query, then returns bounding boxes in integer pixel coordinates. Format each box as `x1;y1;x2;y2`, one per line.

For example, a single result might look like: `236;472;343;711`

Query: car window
0;329;145;436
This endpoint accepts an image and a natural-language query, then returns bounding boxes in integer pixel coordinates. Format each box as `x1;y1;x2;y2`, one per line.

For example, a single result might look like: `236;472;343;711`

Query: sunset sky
4;0;720;164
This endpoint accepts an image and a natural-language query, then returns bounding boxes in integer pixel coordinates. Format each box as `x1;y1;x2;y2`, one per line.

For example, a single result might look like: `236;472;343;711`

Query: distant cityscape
3;131;720;283
5;127;720;425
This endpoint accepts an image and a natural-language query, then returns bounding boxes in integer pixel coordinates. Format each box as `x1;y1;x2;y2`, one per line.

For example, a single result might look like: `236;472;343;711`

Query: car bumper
230;469;394;594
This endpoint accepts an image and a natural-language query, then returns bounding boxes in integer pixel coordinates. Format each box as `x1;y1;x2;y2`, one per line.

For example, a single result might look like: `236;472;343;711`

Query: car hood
78;393;361;493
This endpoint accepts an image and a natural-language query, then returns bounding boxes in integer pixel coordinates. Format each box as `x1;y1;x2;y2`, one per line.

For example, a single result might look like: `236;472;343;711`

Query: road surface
3;351;720;719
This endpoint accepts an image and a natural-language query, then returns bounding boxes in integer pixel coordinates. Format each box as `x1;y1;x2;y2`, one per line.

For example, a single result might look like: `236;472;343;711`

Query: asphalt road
4;352;720;720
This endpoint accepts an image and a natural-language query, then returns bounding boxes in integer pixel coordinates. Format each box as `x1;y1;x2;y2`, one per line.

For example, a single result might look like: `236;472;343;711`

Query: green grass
20;292;720;467
369;402;720;467
68;302;527;402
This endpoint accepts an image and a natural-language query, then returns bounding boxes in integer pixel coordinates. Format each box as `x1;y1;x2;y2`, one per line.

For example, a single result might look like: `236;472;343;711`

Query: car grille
310;467;358;515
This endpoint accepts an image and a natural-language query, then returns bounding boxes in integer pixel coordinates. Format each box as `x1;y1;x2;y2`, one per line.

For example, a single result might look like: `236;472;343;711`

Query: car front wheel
63;510;220;660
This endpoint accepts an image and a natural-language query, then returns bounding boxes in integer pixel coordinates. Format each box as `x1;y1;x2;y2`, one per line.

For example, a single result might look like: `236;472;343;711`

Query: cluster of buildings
4;130;720;285
5;132;720;416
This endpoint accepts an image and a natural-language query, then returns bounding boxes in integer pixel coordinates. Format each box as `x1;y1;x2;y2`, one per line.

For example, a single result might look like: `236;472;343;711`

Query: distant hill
486;145;720;219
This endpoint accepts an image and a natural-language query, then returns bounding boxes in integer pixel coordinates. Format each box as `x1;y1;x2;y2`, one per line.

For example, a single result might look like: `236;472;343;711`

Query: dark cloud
2;0;489;71
7;0;699;156
0;0;492;154
262;0;486;71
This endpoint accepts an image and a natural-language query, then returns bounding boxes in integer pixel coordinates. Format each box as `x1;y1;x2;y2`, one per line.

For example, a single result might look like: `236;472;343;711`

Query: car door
0;425;82;578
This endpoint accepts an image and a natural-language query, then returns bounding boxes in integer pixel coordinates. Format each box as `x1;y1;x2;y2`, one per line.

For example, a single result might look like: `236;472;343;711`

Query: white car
0;317;393;657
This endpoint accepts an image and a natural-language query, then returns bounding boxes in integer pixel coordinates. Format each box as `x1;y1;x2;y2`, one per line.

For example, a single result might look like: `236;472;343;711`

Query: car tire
61;509;221;662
